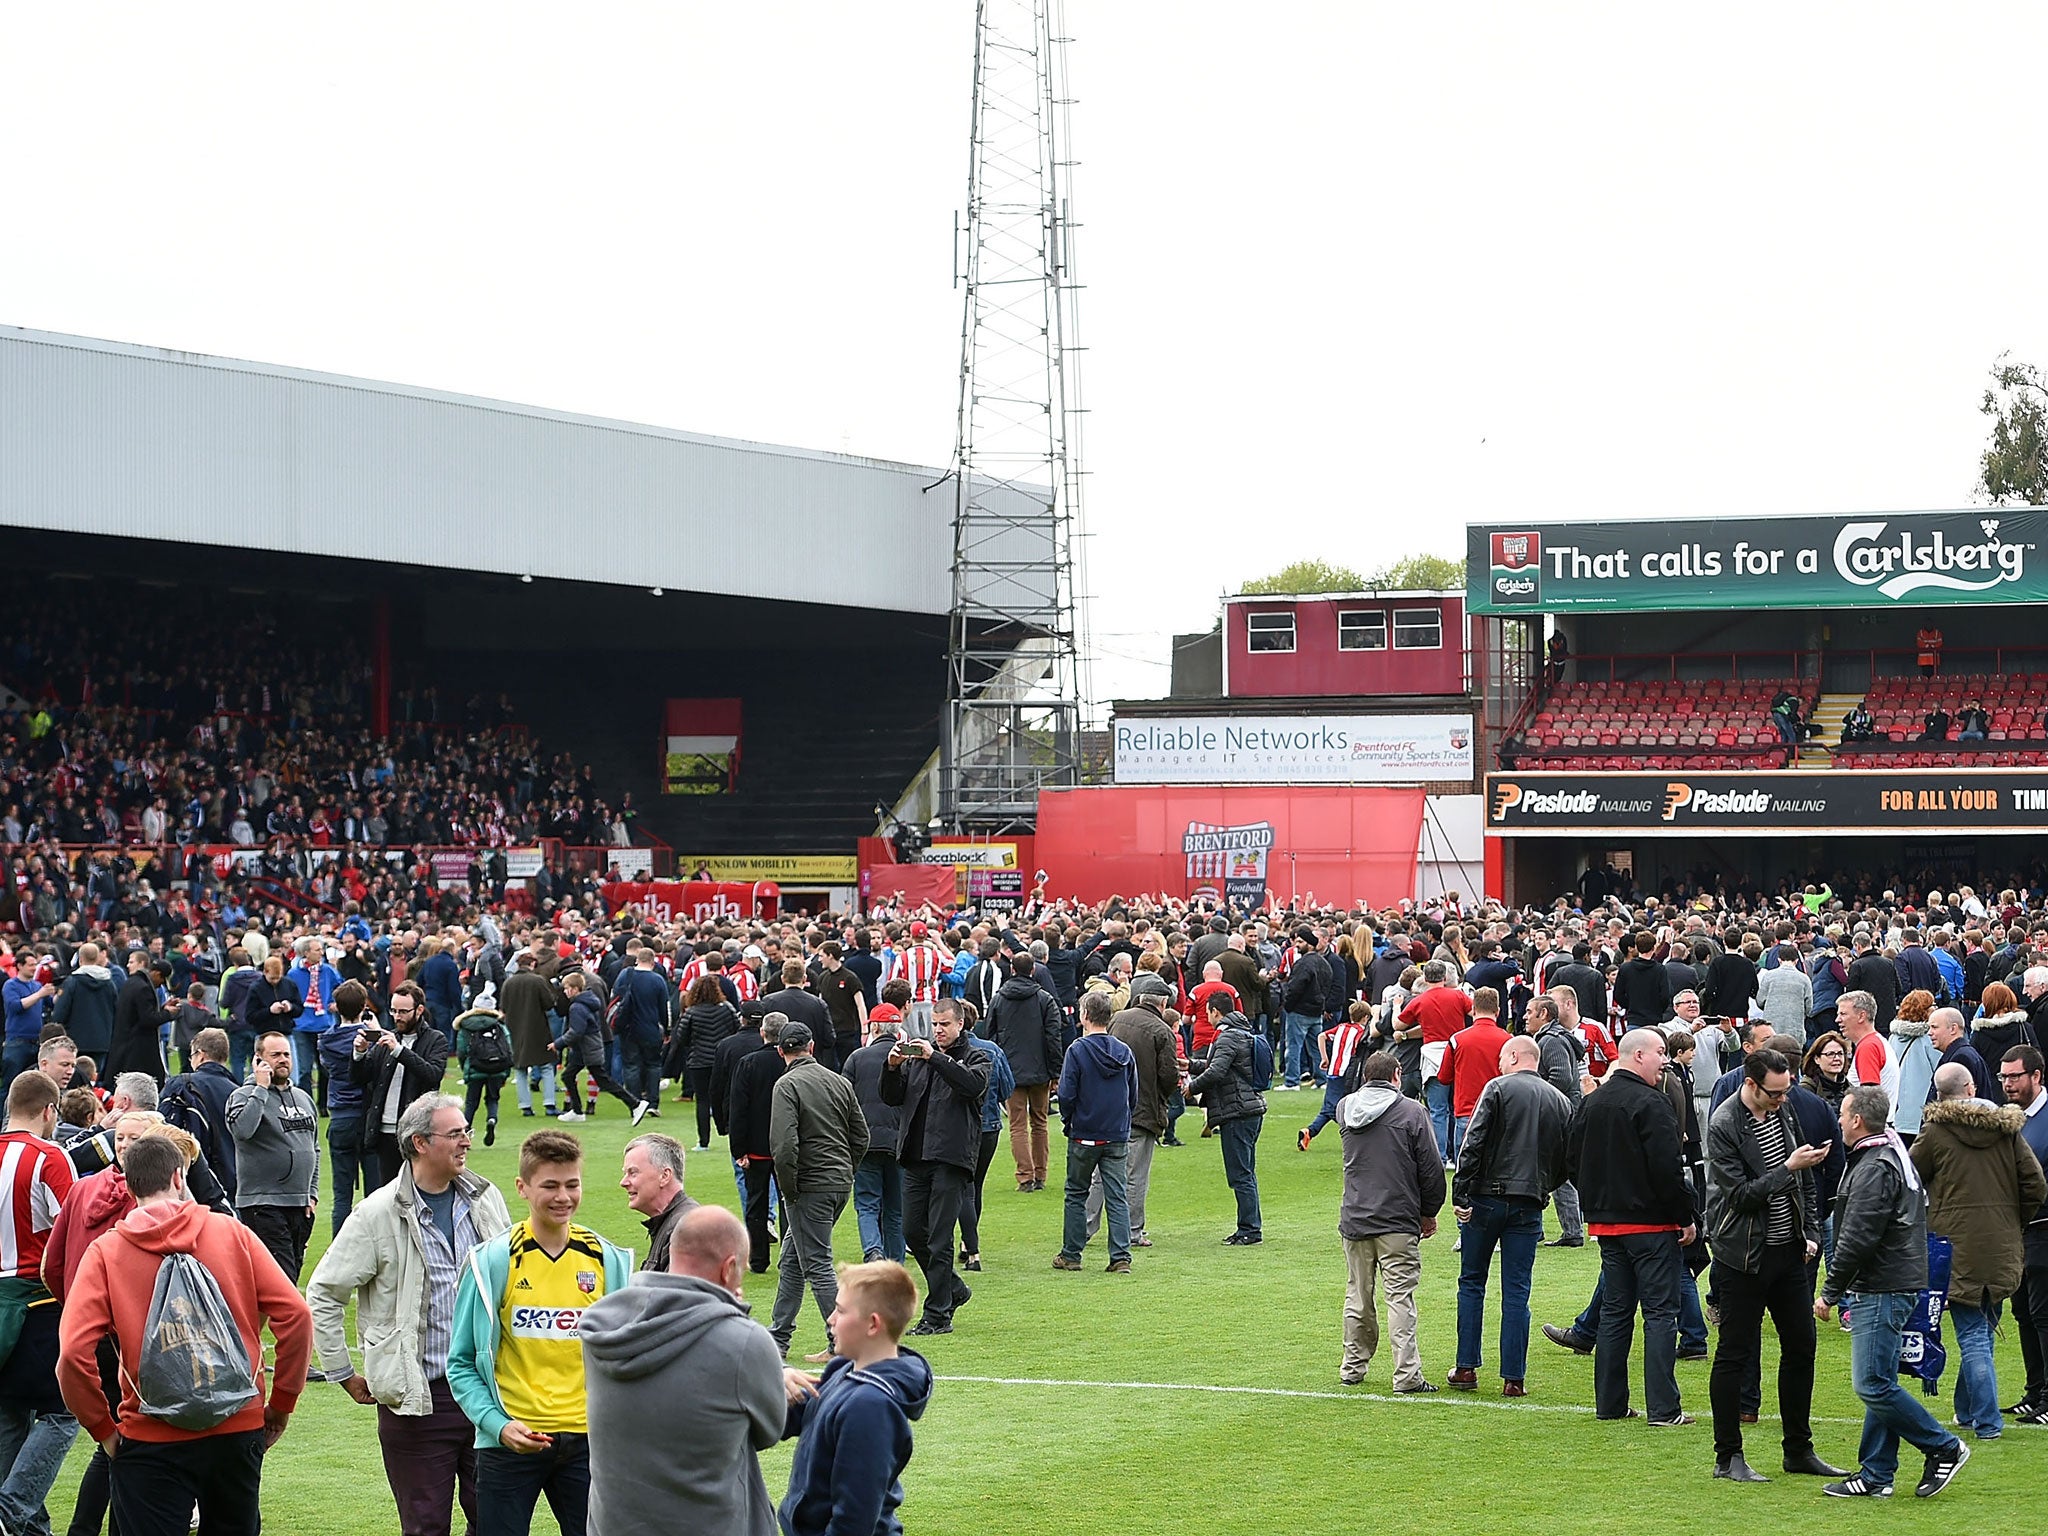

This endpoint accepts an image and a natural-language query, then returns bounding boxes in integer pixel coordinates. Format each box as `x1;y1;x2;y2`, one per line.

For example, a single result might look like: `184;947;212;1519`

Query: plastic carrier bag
1898;1234;1952;1396
133;1252;258;1430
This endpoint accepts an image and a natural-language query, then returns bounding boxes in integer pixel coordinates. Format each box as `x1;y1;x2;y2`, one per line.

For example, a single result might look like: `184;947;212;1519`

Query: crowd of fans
0;858;2043;1529
0;589;643;855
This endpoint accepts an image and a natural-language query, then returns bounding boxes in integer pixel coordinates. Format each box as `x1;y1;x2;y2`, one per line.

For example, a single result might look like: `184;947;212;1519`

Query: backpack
131;1251;258;1430
466;1018;513;1075
1237;1028;1275;1091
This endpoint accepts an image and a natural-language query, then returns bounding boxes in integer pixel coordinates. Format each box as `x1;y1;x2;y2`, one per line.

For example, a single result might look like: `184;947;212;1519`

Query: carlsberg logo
1833;520;2027;600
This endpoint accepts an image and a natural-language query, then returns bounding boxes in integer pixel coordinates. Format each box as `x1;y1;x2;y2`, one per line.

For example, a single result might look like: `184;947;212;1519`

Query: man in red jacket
56;1134;313;1536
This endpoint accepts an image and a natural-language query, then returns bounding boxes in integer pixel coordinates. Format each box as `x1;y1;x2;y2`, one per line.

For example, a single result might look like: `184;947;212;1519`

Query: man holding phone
1702;1047;1844;1483
880;998;990;1336
354;981;452;1191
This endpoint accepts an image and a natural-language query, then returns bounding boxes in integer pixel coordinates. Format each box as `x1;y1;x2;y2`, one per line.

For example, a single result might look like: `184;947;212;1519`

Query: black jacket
1700;951;1758;1020
159;1060;242;1200
710;1027;770;1136
1552;961;1608;1027
553;994;608;1072
984;974;1063;1087
51;967;120;1055
675;1002;740;1074
726;1047;786;1160
1845;953;1899;1029
106;971;167;1084
1281;951;1329;1016
1566;1066;1695;1228
1820;1135;1929;1305
350;1022;451;1120
1613;956;1673;1029
879;1033;990;1172
1703;1093;1820;1272
1453;1070;1571;1208
763;986;835;1066
1185;1019;1267;1127
842;1039;901;1155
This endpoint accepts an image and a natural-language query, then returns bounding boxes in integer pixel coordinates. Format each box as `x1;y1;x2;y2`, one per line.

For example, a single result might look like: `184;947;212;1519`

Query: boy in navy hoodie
780;1260;932;1536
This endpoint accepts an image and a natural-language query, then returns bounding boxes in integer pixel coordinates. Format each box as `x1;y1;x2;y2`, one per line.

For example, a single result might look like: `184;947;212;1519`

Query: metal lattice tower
939;0;1092;830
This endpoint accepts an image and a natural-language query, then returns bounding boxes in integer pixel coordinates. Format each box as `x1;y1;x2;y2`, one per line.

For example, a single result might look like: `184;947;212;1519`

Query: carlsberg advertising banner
1466;510;2048;614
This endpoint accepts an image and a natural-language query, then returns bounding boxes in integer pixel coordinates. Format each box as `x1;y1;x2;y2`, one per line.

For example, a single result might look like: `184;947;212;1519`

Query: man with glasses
355;982;452;1191
309;1094;511;1536
1702;1047;1843;1483
2000;1045;2048;1423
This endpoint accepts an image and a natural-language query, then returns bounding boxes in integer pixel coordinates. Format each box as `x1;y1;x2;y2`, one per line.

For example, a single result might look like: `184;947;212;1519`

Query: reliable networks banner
1466;510;2048;614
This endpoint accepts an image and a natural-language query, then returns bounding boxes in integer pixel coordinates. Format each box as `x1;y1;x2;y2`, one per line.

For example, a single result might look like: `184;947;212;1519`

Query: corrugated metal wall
0;327;1051;617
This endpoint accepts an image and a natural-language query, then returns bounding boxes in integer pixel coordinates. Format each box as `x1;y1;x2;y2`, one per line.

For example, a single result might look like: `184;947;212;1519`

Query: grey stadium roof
1;326;1048;617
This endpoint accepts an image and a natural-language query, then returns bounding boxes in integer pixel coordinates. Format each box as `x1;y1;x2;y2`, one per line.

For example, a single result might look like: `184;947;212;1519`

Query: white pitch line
934;1373;1875;1426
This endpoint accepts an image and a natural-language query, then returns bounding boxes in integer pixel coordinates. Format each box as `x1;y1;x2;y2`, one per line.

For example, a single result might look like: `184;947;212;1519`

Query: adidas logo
514;1278;532;1290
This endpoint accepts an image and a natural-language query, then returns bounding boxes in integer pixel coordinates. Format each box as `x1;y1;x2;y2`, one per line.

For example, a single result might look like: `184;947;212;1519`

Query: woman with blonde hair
1890;989;1942;1139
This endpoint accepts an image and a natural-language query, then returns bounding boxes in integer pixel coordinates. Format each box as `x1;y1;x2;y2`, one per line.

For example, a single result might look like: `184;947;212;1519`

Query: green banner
1467;511;2048;614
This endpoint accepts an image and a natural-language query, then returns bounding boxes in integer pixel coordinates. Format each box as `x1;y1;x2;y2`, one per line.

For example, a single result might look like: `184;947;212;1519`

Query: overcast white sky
5;5;2044;702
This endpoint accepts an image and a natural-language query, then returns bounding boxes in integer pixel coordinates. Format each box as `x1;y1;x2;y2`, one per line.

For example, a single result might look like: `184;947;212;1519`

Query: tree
1239;558;1367;595
1369;553;1466;590
1980;354;2048;505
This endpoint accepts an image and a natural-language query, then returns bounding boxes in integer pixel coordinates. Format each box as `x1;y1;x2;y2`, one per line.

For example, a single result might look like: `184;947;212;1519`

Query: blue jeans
1061;1140;1130;1263
1218;1115;1263;1238
852;1151;905;1262
289;1031;318;1094
0;1403;77;1536
1456;1196;1542;1381
618;1028;662;1107
1847;1289;1958;1486
0;1039;36;1095
326;1113;368;1237
1450;1114;1470;1166
514;1063;557;1113
1425;1079;1453;1160
1576;1265;1709;1352
1304;1077;1346;1139
1283;1012;1325;1086
227;1029;257;1084
1950;1301;2001;1435
1593;1232;1684;1421
476;1434;589;1536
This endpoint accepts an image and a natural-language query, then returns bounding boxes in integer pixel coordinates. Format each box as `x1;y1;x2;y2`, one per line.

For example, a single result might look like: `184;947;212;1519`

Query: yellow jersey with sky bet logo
496;1221;610;1433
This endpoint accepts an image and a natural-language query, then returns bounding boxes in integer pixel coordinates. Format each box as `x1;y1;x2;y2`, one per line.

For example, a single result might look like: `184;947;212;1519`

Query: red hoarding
1033;785;1426;909
600;880;780;924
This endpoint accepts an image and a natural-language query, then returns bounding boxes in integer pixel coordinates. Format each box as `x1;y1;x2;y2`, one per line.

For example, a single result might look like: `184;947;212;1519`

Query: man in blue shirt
1;964;55;1090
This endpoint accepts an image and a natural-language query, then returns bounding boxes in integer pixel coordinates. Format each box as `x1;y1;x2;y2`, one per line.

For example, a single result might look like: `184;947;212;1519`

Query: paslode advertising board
1486;769;2048;836
1468;510;2048;614
1113;715;1473;784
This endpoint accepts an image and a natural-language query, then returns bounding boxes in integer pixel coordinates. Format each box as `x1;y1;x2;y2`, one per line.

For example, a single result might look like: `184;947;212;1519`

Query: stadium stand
1833;671;2048;767
1505;675;1811;770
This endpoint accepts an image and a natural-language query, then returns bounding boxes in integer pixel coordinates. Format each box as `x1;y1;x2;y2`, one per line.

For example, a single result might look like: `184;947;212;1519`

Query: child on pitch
779;1260;934;1536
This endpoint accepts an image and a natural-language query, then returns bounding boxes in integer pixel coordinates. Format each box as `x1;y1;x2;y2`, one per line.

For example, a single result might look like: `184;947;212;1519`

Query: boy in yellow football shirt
448;1131;634;1536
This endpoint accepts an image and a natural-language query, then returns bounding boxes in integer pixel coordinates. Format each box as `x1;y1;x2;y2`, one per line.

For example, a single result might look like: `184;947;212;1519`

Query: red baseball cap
910;921;928;938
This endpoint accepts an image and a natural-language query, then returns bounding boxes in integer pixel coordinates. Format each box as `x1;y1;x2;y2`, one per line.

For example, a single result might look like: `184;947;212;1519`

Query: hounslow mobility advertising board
1466;510;2048;614
1486;769;2048;836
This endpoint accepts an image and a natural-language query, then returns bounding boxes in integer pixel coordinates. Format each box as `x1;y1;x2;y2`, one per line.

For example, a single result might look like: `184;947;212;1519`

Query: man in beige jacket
308;1092;511;1536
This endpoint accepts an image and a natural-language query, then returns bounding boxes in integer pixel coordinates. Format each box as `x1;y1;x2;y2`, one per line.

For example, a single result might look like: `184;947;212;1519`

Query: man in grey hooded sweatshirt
1336;1051;1446;1390
579;1205;807;1536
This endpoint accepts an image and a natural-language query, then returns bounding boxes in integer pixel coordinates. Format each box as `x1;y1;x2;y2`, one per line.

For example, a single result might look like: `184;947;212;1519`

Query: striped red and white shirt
1325;1021;1367;1080
887;944;950;1004
0;1131;73;1278
729;967;760;1004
